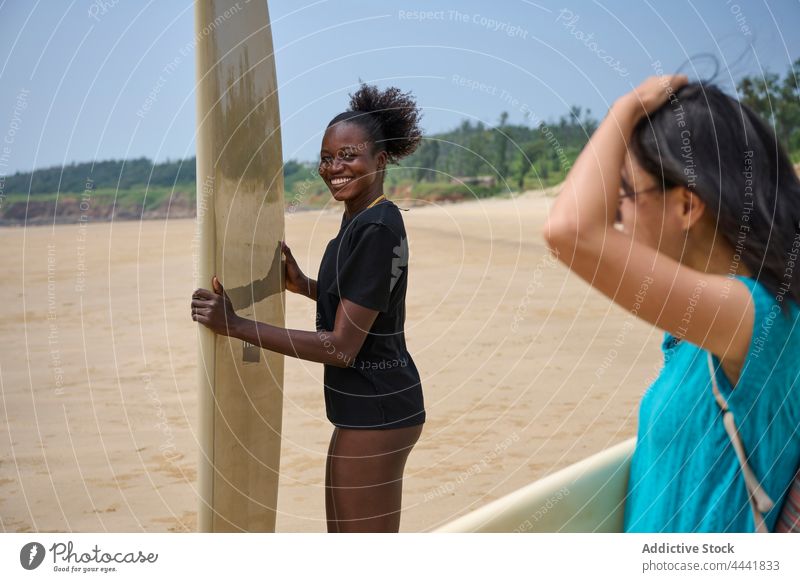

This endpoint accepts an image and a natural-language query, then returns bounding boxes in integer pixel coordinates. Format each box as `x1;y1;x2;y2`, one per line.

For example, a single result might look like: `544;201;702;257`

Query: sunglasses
616;180;665;223
620;169;683;199
618;184;663;200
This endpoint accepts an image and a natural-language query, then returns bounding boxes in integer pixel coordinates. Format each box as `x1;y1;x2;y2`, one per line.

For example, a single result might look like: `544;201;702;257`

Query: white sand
0;191;662;532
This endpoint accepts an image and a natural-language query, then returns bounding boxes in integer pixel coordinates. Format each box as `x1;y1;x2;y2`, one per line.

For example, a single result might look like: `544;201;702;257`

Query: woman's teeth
331;177;353;186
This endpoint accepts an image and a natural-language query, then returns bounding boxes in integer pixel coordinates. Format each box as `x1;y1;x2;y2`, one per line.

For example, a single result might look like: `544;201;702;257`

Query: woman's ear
376;149;388;173
677;187;706;231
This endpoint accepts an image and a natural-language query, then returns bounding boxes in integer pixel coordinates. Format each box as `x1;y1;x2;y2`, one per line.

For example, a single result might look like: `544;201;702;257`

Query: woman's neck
683;229;752;278
344;188;385;219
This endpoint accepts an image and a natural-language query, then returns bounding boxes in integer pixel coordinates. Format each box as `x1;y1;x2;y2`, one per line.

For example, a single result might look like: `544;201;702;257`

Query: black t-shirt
315;200;425;429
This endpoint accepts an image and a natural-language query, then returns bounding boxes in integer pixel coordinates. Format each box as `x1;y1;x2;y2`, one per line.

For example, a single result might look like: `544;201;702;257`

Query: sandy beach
0;191;662;532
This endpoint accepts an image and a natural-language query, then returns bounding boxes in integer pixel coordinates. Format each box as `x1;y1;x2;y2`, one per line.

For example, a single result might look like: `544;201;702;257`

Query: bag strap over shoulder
775;469;800;532
706;352;775;533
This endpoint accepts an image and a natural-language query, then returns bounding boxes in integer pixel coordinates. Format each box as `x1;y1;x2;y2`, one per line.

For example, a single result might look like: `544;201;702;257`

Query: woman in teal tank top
542;74;800;532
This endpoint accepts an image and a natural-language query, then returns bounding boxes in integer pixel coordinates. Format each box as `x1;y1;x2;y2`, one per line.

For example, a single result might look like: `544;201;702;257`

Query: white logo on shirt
390;236;409;292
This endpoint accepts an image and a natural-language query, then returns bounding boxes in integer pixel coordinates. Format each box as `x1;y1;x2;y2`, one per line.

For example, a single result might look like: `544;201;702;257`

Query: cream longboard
435;439;635;532
195;0;285;532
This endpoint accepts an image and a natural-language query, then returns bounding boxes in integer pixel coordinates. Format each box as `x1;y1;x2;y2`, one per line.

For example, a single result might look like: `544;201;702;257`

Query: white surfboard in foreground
435;438;635;532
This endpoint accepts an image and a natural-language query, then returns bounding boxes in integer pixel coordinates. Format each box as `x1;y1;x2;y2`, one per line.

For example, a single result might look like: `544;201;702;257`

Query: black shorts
323;370;426;430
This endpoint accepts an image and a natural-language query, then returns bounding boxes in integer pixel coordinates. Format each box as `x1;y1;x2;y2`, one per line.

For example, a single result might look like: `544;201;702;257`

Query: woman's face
617;153;688;261
318;122;385;203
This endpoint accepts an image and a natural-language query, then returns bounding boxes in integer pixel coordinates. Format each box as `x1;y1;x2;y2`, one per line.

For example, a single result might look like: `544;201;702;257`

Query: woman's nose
331;157;345;172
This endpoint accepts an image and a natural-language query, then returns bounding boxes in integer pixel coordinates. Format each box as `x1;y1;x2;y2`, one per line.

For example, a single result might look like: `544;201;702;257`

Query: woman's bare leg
325;424;423;533
325;429;339;532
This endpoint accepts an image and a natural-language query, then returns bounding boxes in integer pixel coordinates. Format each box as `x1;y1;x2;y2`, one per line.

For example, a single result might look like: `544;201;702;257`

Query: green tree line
2;157;196;195
4;60;797;197
737;58;800;158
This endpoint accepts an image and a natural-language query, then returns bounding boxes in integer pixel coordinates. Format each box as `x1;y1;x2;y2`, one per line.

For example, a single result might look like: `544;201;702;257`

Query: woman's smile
330;176;354;188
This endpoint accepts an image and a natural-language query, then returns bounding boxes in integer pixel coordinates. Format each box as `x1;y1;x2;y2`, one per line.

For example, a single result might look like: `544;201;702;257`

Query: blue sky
0;0;798;174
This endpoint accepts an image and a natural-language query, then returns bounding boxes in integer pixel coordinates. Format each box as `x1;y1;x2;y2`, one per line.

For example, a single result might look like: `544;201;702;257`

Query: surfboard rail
435;438;635;533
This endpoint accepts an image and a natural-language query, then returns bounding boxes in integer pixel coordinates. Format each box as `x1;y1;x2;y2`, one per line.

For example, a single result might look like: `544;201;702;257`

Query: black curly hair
327;83;423;165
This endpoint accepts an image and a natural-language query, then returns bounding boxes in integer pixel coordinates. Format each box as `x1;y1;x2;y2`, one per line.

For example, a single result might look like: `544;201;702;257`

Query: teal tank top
624;275;800;532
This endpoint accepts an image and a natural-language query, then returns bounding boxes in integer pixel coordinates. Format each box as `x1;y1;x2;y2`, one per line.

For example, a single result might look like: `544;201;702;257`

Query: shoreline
0;186;560;229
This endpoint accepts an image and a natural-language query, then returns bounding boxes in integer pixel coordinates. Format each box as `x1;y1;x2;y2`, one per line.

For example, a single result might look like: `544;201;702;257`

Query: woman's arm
192;276;376;367
543;76;754;367
298;276;318;301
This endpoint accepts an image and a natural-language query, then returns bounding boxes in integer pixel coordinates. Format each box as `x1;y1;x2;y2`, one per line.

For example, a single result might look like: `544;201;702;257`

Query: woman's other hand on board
281;241;310;295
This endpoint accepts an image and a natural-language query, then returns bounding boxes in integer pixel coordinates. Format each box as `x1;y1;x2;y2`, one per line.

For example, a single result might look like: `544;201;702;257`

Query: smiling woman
319;84;422;204
192;82;425;532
